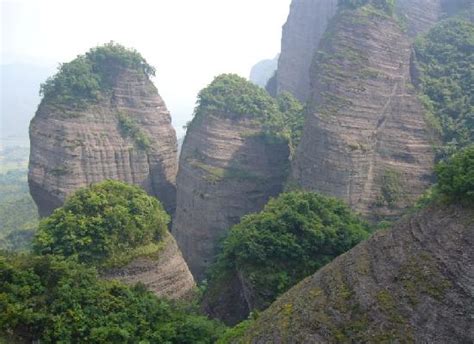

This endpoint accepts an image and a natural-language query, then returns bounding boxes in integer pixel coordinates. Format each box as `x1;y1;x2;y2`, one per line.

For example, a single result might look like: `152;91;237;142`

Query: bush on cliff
40;42;155;107
435;145;474;203
0;253;224;343
33;180;169;267
193;74;304;149
414;18;474;155
205;192;371;319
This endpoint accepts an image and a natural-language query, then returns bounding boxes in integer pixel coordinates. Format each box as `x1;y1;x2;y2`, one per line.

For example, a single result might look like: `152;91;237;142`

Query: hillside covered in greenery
33;180;169;268
414;17;474;156
39;42;155;107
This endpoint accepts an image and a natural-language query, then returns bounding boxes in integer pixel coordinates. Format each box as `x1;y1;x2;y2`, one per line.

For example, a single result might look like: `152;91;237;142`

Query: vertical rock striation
276;0;338;101
291;6;435;220
29;49;177;217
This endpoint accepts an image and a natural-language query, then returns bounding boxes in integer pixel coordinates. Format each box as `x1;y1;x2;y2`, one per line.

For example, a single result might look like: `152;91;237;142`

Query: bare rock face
29;67;177;217
396;0;441;37
291;7;435;221
238;203;474;343
102;232;195;300
276;0;338;101
173;114;290;280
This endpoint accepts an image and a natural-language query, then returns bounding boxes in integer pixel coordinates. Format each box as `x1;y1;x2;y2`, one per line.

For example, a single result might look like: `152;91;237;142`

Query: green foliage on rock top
435;145;474;203
33;180;169;267
206;192;371;317
414;18;474;156
40;42;155;108
338;0;395;15
0;254;225;343
192;74;304;149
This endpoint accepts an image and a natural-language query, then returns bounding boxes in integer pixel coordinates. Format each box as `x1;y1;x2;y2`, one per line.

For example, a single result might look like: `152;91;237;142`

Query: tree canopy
40;42;155;107
33;180;169;267
0;254;224;343
206;192;371;315
192;74;304;149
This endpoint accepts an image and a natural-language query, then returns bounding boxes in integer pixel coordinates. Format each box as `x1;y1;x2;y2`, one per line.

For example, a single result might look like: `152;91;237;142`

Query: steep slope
291;5;435;221
237;203;474;343
102;232;195;300
28;44;177;217
275;0;338;101
173;75;298;280
396;0;441;37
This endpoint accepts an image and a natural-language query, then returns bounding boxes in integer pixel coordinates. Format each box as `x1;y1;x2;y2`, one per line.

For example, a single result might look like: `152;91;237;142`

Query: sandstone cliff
275;0;338;101
237;203;474;343
29;45;177;217
102;232;195;300
396;0;441;37
172;75;295;281
291;5;435;221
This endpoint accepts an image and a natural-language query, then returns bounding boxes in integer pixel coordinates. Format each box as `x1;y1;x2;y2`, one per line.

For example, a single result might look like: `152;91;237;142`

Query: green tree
33;180;169;267
205;192;371;319
435;145;474;202
0;254;225;343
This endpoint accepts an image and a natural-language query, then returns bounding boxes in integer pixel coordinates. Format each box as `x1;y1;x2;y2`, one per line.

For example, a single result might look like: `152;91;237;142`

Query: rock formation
290;5;435;221
275;0;338;101
29;45;177;217
396;0;441;37
102;232;195;300
237;203;474;343
249;55;278;88
172;75;292;281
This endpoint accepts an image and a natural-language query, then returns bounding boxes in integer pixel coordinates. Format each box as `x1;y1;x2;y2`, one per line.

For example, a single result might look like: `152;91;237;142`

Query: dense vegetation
192;74;304;149
435;145;474;203
414;18;474;156
0;254;225;343
40;42;155;107
33;180;169;267
205;192;371;316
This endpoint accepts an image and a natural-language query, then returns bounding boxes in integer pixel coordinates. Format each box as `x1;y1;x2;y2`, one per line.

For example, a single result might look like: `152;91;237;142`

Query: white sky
1;0;291;137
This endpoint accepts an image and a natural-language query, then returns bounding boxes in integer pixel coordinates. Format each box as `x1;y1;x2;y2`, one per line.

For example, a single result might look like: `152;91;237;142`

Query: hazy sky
1;0;291;137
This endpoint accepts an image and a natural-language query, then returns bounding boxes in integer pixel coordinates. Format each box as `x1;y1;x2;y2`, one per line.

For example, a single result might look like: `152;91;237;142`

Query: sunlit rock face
290;5;435;221
29;67;178;217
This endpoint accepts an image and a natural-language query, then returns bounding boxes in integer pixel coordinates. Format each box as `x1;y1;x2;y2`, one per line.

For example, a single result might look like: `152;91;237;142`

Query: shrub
40;42;155;107
193;74;304;149
435;145;474;202
205;192;371;317
33;180;169;266
0;254;225;343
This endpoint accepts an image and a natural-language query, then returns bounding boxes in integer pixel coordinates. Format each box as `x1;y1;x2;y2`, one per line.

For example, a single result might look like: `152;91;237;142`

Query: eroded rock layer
29;68;177;216
276;0;338;101
102;232;195;300
173;115;290;280
396;0;441;37
291;8;435;220
239;204;474;343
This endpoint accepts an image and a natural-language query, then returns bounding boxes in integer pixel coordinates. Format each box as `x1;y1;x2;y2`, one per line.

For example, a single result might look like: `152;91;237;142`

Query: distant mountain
1;63;55;145
249;55;278;88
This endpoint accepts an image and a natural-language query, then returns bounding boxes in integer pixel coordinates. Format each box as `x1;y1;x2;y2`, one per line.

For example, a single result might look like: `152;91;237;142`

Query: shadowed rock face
102;232;195;300
29;68;177;217
276;0;338;101
291;7;435;221
396;0;441;37
238;204;474;343
173;114;290;281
